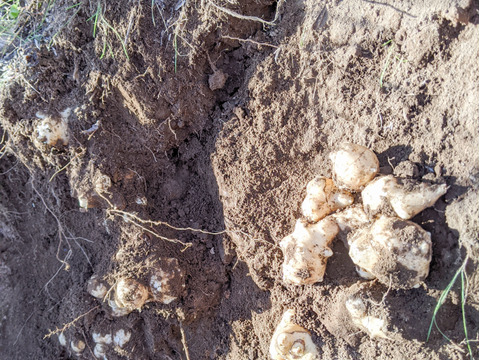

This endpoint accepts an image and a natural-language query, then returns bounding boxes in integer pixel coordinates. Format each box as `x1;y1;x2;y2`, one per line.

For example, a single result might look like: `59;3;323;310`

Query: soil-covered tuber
280;218;339;285
345;294;390;339
348;216;432;289
34;109;70;147
113;278;149;312
87;275;108;300
149;257;185;304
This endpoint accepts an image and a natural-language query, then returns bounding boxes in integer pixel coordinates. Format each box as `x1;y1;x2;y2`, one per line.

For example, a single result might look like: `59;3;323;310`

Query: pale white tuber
35;109;70;147
92;332;112;345
92;332;112;360
94;343;108;360
348;215;432;289
280;217;339;285
301;176;354;222
362;175;448;219
135;196;148;205
270;309;319;360
149;258;185;304
345;296;390;339
114;278;149;312
58;332;67;347
70;339;86;354
329;143;379;191
87;275;108;300
113;329;132;348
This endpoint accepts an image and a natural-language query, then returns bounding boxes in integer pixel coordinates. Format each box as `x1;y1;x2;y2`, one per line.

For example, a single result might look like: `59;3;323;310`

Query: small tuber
329;143;379;191
270;309;319;360
280;217;339;285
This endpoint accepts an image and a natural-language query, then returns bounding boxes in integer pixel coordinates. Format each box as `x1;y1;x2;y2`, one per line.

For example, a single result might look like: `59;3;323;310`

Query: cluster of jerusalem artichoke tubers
272;143;448;355
280;142;447;288
86;257;185;318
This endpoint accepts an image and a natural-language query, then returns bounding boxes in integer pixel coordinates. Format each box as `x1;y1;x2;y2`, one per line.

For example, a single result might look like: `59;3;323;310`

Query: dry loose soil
0;0;478;359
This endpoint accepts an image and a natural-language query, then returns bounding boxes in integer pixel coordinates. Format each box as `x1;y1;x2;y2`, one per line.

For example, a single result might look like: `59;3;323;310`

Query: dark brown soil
0;0;478;359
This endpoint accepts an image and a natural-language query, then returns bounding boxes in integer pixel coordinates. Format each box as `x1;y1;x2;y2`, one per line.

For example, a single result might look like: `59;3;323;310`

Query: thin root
221;35;279;49
208;0;281;26
179;321;191;360
43;306;100;339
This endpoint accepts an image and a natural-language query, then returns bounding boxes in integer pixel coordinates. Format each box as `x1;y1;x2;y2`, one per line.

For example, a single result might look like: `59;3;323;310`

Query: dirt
0;0;478;359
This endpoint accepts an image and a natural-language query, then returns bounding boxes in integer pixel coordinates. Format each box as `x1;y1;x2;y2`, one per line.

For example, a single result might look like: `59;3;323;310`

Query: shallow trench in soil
0;0;479;359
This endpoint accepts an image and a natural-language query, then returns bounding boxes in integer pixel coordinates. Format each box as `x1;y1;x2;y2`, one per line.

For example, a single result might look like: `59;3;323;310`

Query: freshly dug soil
0;0;478;359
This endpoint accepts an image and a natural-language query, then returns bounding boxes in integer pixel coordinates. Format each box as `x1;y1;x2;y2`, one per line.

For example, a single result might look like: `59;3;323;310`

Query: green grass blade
381;39;392;47
427;258;468;342
434;318;454;344
93;2;100;37
101;17;129;60
151;0;156;26
461;270;474;360
66;2;82;10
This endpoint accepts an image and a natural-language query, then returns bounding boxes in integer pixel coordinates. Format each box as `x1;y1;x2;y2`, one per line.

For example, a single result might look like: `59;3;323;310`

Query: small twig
43;250;72;295
0;160;18;175
98;187;279;252
81;329;96;359
102;283;116;304
143;144;158;163
43;306;100;339
108;209;193;250
387;157;395;171
19;74;47;102
73;238;92;268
